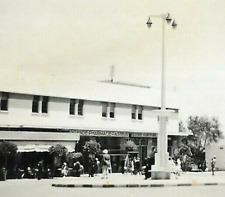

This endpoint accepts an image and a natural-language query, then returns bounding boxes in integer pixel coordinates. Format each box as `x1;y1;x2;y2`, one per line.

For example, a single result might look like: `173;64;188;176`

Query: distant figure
24;167;35;179
61;162;68;177
73;161;81;177
144;147;156;180
121;156;126;174
101;149;111;179
95;158;100;175
37;160;44;180
130;158;135;175
88;158;96;177
134;157;141;175
176;157;182;176
201;160;207;172
124;154;131;173
211;156;216;175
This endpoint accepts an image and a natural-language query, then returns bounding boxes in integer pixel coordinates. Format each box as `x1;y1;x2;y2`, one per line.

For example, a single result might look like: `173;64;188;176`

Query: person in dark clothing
24;167;35;179
144;147;156;180
37;160;44;180
73;161;81;177
88;158;96;177
121;157;126;174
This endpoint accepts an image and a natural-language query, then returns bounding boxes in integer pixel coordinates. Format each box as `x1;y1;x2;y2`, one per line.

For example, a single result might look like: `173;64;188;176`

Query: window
78;100;84;116
1;92;9;111
69;99;76;115
138;106;143;120
131;105;136;119
109;103;115;118
102;102;107;117
32;95;40;113
42;96;49;114
131;105;143;120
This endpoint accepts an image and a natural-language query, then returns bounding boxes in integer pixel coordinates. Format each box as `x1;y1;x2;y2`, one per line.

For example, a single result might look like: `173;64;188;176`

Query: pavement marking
83;184;93;187
204;183;218;186
150;184;165;187
51;182;225;188
177;183;192;187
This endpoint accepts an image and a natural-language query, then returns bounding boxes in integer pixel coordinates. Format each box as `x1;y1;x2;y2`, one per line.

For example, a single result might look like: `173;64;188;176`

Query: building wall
206;141;225;170
0;93;179;134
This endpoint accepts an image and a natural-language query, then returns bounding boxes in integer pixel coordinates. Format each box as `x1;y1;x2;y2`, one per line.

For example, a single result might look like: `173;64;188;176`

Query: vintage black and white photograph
0;1;225;197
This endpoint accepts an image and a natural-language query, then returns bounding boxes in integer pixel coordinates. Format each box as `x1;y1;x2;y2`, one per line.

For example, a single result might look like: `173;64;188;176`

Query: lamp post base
151;171;170;180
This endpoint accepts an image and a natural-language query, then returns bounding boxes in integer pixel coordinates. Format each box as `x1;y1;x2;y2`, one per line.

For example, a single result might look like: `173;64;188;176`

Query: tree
124;140;137;151
67;152;83;166
187;116;223;148
0;141;17;169
0;141;17;180
187;116;223;168
83;140;101;155
49;144;68;176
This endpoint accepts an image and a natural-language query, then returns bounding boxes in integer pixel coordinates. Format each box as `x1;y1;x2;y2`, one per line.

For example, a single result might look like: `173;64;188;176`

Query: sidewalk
52;171;225;188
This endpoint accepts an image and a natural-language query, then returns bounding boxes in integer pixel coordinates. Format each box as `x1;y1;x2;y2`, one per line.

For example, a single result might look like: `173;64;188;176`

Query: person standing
95;158;100;175
61;162;68;177
73;161;81;177
37;160;44;180
211;156;216;175
145;147;156;180
101;149;111;179
88;158;96;177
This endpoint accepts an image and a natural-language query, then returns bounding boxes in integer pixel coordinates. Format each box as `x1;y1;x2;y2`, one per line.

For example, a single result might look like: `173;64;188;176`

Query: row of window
0;92;148;120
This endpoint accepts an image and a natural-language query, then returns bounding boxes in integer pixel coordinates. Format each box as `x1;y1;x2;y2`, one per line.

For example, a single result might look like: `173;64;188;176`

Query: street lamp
146;13;177;180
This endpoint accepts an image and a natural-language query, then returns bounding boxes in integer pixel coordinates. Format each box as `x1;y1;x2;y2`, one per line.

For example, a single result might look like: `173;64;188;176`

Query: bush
83;140;101;155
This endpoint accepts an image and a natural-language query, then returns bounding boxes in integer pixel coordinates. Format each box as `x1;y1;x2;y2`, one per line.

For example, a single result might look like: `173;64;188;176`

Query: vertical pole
161;19;166;111
149;14;171;179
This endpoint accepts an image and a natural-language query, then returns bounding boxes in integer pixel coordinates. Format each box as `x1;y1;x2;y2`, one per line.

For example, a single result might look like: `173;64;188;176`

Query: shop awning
17;143;75;152
0;131;80;141
0;131;80;152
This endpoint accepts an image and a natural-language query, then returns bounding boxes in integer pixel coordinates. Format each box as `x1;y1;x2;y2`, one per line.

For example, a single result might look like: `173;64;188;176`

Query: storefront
0;130;80;170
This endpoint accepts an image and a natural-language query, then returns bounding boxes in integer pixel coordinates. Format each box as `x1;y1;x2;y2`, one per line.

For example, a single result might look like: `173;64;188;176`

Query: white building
0;71;186;172
206;140;225;171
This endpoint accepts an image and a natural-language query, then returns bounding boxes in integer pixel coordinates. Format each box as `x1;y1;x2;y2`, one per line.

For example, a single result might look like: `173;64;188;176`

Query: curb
52;182;225;188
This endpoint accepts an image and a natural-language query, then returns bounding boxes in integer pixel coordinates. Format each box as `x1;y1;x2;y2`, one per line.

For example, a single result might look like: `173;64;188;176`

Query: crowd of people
14;148;217;180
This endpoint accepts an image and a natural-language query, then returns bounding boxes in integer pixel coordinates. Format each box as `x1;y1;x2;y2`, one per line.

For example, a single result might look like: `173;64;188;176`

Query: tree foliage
0;141;18;168
49;144;68;157
124;140;137;151
67;152;82;160
83;140;101;155
187;116;223;148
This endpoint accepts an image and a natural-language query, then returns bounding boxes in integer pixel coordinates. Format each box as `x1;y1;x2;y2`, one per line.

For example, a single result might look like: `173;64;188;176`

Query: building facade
0;72;186;172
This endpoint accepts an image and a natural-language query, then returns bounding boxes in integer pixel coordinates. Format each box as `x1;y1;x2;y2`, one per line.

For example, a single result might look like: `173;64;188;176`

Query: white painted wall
206;141;225;170
0;93;179;134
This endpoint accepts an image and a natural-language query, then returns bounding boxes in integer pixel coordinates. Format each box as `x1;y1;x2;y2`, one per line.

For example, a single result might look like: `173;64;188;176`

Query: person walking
101;149;111;179
211;156;216;175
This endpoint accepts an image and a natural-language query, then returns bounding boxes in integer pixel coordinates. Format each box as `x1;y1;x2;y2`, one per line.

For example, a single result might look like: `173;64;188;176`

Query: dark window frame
138;106;143;120
32;95;40;113
0;92;9;111
102;102;108;117
42;96;49;114
69;99;76;115
131;105;136;119
109;103;115;118
78;100;84;116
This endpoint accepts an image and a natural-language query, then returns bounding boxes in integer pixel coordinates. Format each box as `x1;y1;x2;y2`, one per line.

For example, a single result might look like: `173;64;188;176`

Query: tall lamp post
146;13;177;180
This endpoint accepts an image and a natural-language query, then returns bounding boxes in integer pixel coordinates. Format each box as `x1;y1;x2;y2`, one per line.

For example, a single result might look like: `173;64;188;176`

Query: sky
1;0;225;130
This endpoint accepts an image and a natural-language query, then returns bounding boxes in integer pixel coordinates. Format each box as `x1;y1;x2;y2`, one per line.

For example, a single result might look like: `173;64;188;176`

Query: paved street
0;172;225;197
0;179;224;197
